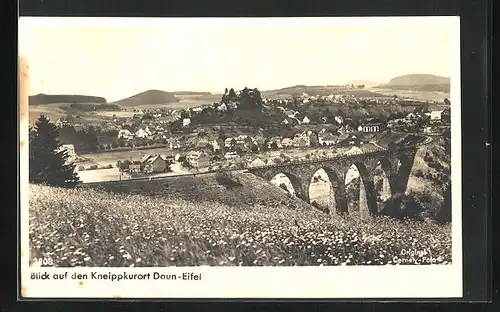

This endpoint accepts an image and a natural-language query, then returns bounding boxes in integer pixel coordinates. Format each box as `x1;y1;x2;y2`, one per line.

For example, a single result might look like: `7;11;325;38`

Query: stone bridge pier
247;148;418;216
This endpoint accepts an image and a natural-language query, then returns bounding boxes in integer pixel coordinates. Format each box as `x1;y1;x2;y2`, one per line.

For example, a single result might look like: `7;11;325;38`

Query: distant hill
111;90;179;106
173;91;213;96
261;85;383;98
386;74;449;86
29;94;107;105
374;74;450;93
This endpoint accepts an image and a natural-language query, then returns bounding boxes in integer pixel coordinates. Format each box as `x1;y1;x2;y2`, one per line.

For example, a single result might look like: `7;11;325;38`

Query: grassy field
369;88;450;102
29;104;69;124
29;182;452;267
29;102;120;125
130;94;222;111
95;111;137;118
77;168;122;183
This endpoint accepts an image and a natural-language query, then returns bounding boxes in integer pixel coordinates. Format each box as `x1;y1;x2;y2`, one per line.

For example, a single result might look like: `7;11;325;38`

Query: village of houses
56;92;451;183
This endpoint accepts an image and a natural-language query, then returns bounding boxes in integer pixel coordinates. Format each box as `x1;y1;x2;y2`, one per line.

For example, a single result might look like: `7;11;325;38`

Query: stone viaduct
246;147;418;216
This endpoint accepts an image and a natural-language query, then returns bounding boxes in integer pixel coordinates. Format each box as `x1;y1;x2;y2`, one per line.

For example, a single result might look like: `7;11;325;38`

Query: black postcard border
11;0;492;306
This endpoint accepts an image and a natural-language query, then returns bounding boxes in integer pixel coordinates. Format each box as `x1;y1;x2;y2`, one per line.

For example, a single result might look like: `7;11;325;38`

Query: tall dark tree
29;115;80;187
85;125;99;152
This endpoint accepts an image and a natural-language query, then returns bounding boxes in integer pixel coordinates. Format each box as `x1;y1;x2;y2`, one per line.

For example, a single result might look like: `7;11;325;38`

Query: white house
192;107;203;113
118;129;134;140
268;137;283;149
302;116;311;124
406;113;418;120
430;110;443;121
55;119;69;128
281;138;294;147
169;140;181;150
318;133;338;146
210;140;221;151
338;124;353;134
135;128;150;138
224;151;239;159
334;116;344;125
224;137;235;148
217;103;227;111
360;122;385;133
235;135;250;145
182;118;191;127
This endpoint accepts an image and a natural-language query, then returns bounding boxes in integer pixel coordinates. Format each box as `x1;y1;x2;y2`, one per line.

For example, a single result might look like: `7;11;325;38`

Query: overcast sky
19;17;457;102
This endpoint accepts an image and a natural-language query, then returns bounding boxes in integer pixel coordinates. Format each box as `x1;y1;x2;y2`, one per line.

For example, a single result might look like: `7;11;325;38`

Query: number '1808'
33;258;53;266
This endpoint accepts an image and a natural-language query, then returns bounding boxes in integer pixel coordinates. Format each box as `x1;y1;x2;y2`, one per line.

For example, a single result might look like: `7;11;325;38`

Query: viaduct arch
247;148;418;216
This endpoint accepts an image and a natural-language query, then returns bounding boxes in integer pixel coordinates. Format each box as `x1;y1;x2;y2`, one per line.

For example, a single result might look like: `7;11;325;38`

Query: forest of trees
58;125;100;153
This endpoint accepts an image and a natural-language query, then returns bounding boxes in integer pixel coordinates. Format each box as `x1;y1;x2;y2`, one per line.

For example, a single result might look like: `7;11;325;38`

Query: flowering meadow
29;184;452;267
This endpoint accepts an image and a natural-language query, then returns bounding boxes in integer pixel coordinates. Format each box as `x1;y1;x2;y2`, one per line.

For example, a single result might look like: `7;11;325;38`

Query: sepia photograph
19;16;462;298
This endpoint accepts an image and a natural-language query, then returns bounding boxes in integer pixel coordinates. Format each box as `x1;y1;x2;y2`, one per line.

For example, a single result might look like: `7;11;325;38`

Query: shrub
435;183;451;223
379;192;425;221
427;162;443;170
278;183;289;192
423;152;433;162
181;159;193;170
413;169;424;178
89;165;98;170
215;171;243;189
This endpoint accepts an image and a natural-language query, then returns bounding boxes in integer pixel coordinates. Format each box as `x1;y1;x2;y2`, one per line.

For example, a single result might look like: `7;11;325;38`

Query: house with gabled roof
187;150;210;168
247;156;267;168
139;154;169;173
318;132;338;146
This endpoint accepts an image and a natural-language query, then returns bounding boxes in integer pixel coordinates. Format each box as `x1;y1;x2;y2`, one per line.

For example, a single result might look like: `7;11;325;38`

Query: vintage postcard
19;16;462;299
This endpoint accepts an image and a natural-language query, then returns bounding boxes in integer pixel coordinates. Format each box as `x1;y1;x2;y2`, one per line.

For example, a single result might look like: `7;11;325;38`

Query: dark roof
145;155;165;164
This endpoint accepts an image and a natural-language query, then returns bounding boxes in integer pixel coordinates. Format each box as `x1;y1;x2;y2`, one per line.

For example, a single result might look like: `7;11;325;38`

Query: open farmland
29;102;122;125
129;94;223;111
29;104;68;124
29;183;452;267
369;88;450;102
94;111;138;118
76;168;122;183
